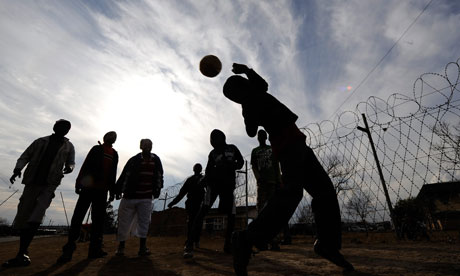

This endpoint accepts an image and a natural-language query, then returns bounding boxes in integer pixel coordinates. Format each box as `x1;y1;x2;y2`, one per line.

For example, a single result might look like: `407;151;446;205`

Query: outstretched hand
63;166;73;174
232;63;249;74
10;169;21;184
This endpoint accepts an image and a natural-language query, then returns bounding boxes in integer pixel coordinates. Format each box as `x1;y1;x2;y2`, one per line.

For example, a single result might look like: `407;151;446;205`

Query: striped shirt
131;157;156;199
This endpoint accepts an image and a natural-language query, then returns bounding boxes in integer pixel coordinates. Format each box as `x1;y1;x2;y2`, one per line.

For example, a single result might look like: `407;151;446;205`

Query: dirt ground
0;232;459;276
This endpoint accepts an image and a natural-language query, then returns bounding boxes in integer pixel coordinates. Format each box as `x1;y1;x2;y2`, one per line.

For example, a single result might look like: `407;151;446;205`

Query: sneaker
57;243;76;263
183;242;194;258
313;239;354;272
88;249;108;259
232;231;252;276
183;247;193;259
2;254;31;268
138;247;151;256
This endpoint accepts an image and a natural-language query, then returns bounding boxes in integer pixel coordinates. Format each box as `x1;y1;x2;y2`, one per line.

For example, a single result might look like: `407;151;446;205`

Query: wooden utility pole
357;113;396;229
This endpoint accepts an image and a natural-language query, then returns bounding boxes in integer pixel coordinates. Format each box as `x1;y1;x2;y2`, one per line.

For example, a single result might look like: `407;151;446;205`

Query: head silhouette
257;129;267;145
210;129;226;149
103;131;117;145
53;119;71;137
193;163;202;175
140;139;152;154
223;75;250;104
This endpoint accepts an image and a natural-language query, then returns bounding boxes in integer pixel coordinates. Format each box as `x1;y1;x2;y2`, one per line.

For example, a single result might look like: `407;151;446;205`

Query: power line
328;0;435;120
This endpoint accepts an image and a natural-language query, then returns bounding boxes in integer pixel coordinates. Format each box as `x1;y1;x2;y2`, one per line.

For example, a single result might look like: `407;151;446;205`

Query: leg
18;222;40;256
299;145;353;271
185;206;195;246
247;184;303;247
224;212;235;253
4;185;56;268
256;181;279;250
220;190;236;253
189;205;202;247
302;146;342;250
2;222;39;268
184;188;218;257
116;199;137;242
12;185;41;231
281;223;292;245
116;241;126;256
136;199;153;256
232;144;307;276
88;190;108;258
22;185;56;251
58;191;92;263
115;199;136;256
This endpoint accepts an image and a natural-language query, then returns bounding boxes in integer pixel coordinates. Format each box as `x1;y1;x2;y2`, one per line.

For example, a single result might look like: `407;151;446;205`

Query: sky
0;0;459;225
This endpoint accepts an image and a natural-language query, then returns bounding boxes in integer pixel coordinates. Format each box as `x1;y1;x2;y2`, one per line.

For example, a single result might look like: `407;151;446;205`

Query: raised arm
168;178;190;208
232;63;268;93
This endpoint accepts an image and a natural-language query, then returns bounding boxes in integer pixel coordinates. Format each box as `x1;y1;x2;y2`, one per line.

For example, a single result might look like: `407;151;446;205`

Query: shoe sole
183;253;193;259
314;243;354;271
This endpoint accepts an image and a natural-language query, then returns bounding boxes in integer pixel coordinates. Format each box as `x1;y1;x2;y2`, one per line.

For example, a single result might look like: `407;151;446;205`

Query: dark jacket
115;153;164;199
240;69;306;157
75;144;118;193
241;69;299;138
205;144;244;190
169;174;205;210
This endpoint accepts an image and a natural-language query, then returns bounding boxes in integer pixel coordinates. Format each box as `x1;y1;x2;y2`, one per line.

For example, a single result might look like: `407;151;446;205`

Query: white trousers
117;198;152;241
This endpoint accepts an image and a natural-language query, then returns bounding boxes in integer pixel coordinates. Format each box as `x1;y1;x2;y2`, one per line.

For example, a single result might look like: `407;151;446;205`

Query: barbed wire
158;58;460;225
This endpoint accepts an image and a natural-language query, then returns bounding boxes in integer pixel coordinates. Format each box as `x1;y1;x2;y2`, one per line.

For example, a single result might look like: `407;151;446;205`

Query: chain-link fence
160;57;460;227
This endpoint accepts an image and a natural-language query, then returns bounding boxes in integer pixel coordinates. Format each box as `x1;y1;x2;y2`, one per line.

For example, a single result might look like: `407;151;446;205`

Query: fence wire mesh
160;58;460;225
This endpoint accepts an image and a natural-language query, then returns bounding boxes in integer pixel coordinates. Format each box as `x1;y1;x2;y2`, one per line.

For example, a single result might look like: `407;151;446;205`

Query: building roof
417;181;460;200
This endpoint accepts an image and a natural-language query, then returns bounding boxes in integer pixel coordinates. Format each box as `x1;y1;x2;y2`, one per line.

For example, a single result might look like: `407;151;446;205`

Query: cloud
0;0;458;225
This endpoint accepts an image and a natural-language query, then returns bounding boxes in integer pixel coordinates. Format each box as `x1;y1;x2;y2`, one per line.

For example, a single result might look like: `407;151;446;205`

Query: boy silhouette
223;63;354;275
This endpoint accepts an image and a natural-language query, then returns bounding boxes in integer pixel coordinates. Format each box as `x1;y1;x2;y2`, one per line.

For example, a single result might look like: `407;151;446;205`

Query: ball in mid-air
199;55;222;78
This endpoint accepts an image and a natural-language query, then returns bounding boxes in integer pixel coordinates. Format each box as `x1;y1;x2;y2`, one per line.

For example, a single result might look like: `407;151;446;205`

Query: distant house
417;181;460;230
150;207;188;236
203;205;258;233
149;205;258;236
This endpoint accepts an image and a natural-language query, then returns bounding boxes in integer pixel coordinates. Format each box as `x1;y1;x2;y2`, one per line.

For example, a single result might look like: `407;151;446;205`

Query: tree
104;204;117;234
296;202;315;236
324;155;356;195
346;189;373;234
297;203;314;224
0;217;10;237
393;197;430;240
432;121;460;172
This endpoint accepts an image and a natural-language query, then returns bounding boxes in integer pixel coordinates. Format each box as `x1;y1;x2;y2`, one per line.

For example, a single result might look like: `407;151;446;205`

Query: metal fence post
162;192;168;211
245;161;248;228
60;191;70;228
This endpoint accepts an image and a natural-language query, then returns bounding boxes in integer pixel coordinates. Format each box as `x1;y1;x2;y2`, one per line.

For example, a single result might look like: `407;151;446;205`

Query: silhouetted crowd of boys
3;64;354;276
